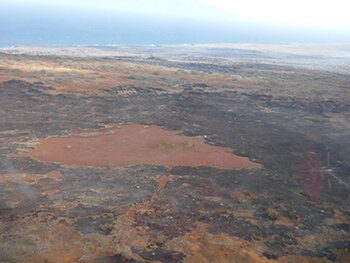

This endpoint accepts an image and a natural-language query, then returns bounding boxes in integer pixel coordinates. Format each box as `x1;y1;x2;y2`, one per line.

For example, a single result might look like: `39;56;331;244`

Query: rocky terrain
0;45;349;262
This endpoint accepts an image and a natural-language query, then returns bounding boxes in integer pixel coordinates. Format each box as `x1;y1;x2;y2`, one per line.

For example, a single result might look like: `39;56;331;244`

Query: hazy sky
202;0;350;29
7;0;349;29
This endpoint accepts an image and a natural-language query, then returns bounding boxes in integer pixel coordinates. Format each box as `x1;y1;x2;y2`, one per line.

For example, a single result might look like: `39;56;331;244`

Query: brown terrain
17;124;261;169
0;45;349;263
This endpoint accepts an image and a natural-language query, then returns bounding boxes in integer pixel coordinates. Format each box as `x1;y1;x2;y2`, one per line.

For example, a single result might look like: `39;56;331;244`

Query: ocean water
0;3;349;47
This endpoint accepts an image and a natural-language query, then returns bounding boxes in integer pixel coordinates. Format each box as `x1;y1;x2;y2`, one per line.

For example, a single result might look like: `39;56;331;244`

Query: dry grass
0;52;349;102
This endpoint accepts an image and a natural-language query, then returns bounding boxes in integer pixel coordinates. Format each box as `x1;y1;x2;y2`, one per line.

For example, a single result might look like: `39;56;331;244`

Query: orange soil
167;224;331;263
23;171;63;185
0;55;245;96
0;173;15;184
19;124;261;169
19;222;116;263
112;175;174;260
183;232;272;263
0;171;63;185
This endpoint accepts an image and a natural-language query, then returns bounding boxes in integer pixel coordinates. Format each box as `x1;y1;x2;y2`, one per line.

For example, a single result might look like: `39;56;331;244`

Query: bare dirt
19;124;260;169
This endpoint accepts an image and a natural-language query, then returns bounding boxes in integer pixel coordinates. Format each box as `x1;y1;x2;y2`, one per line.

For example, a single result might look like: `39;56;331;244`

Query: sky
202;0;350;29
0;0;349;45
8;0;349;29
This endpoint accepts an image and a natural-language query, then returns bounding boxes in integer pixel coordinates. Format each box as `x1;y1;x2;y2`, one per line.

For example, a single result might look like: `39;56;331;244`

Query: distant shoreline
1;43;350;74
1;43;350;56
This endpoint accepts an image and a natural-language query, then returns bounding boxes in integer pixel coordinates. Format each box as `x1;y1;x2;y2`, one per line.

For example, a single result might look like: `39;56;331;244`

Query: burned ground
0;47;349;262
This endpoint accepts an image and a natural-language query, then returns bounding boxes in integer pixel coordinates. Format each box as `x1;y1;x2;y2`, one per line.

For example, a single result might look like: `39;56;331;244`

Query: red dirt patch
18;124;261;169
